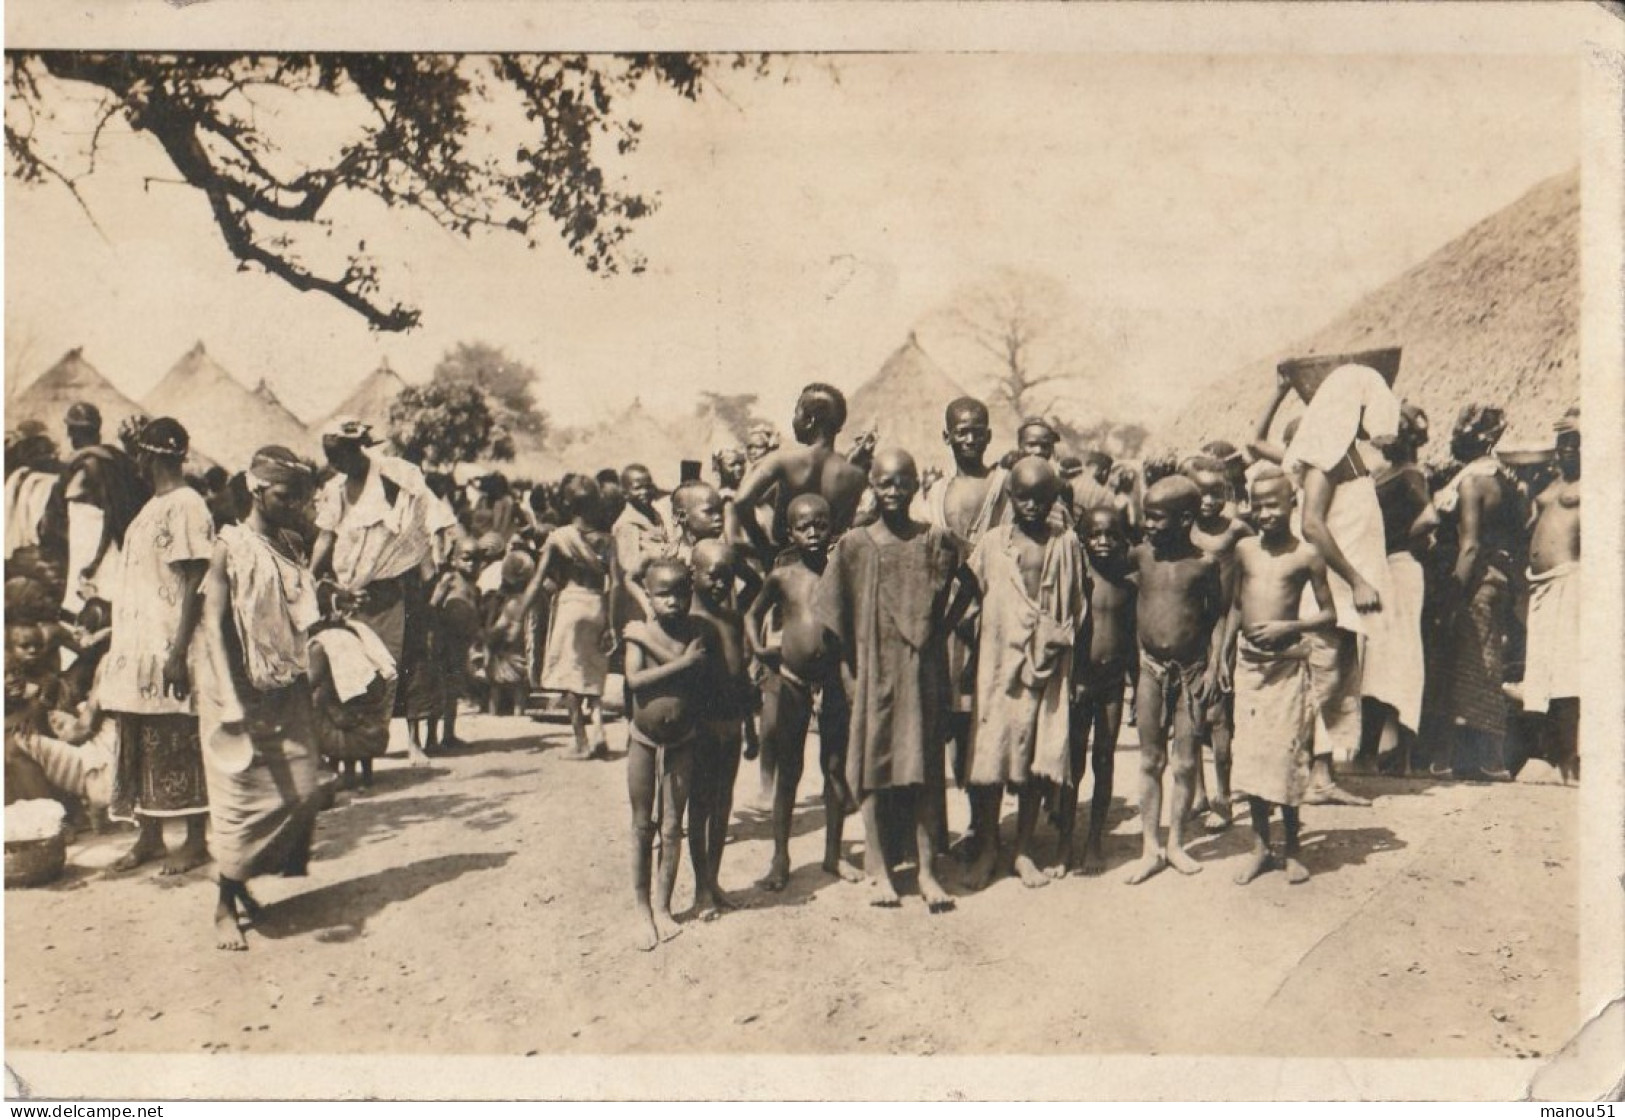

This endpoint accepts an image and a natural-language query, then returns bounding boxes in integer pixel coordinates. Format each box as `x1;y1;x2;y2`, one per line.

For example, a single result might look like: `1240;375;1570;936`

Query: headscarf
246;445;317;491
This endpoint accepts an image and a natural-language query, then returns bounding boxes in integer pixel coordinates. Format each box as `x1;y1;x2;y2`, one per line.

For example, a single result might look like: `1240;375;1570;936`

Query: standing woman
512;475;614;760
194;447;325;951
1358;402;1437;772
1430;404;1523;780
100;417;213;874
310;420;440;766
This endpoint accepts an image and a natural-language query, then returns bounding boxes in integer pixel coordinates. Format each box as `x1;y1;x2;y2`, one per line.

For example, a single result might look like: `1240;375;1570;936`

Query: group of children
598;388;1368;952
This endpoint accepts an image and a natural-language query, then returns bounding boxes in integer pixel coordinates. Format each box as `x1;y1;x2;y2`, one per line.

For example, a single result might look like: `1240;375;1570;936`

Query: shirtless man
733;384;868;557
687;539;751;918
920;397;1010;859
1184;457;1254;828
1062;505;1138;876
1126;477;1226;884
1522;409;1580;781
746;494;858;891
1221;467;1336;885
622;558;713;950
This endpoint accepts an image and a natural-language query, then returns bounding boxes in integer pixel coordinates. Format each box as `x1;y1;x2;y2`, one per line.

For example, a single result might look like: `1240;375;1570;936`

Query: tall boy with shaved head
734;383;868;557
920;396;1010;857
816;449;969;911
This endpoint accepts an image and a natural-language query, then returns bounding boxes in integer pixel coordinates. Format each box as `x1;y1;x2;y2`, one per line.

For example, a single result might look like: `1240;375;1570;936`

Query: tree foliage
930;268;1086;418
5;52;763;331
387;381;513;466
432;340;546;438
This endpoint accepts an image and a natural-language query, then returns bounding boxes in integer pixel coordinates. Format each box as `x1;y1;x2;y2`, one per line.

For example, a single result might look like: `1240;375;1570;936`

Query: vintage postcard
3;0;1622;1103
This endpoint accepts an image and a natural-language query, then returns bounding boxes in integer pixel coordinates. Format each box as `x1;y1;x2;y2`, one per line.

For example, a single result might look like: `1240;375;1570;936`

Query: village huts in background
143;342;310;462
321;359;410;435
552;398;698;483
6;348;147;435
845;332;1023;472
1165;168;1579;450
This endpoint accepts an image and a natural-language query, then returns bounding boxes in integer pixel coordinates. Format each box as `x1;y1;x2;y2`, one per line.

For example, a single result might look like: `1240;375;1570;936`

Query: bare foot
1124;851;1167;885
111;837;164;874
1304;783;1370;807
962;845;1000;892
1013;854;1050;889
160;841;210;876
866;874;901;908
1233;849;1276;885
408;750;431;769
632;911;659;952
757;860;791;892
654;910;684;942
1166;845;1203;875
1285;857;1311;884
559;746;594;762
1204;802;1234;830
1080;844;1107;877
822;858;863;884
215;913;248;952
918;871;955;913
1043;861;1069;881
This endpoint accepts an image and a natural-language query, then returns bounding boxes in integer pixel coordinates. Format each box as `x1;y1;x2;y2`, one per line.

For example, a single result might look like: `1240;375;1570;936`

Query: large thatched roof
845;333;1022;470
323;360;409;436
1164;169;1579;451
7;348;146;435
143;342;310;464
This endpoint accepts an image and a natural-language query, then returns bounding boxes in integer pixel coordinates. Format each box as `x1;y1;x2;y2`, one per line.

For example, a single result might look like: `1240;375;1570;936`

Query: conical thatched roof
6;348;146;435
555;399;695;483
846;333;1022;470
323;360;409;435
1164;168;1579;450
143;342;310;464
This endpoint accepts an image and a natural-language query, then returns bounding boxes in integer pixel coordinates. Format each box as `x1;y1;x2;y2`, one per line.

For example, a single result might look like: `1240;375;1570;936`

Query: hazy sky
5;52;1578;432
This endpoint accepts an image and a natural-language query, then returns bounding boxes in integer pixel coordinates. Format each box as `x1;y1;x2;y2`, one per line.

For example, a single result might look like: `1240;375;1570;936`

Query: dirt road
5;710;1579;1073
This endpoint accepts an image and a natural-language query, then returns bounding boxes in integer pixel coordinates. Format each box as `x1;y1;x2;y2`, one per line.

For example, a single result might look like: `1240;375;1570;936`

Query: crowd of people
2;362;1582;951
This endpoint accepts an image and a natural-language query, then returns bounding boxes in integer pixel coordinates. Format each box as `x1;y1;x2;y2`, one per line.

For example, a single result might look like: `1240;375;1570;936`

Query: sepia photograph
3;1;1622;1104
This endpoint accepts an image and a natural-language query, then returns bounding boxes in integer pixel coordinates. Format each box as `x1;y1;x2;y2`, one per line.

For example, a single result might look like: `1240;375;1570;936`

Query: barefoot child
1060;505;1138;876
622;558;712;950
687;539;751;918
1222;466;1336;885
920;397;1010;861
1126;476;1226;884
961;457;1086;890
815;450;967;911
745;494;857;892
1184;456;1254;828
427;538;481;750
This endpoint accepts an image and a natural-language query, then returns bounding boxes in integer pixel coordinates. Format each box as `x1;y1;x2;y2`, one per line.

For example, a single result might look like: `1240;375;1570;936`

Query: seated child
308;618;398;791
1222;466;1336;885
622;558;714;951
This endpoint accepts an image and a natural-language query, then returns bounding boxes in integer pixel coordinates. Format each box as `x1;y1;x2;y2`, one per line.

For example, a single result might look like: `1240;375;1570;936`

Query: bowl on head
1495;444;1555;468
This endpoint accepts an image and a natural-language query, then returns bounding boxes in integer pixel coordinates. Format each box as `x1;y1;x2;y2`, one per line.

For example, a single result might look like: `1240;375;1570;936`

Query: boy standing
621;558;713;950
1184;457;1254;828
733;383;869;555
687;539;751;918
1061;505;1138;876
746;494;856;891
961;458;1086;890
816;450;966;911
1126;476;1225;884
1223;466;1336;884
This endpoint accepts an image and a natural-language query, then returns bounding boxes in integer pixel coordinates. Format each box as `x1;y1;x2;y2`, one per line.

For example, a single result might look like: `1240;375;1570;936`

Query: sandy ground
5;709;1579;1062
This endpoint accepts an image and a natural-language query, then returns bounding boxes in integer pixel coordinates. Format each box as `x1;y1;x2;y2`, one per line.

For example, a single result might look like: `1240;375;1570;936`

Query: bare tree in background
930;267;1088;419
5;52;766;332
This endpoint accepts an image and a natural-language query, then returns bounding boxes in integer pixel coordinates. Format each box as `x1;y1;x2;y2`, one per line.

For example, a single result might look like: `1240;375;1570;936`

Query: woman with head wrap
193;446;325;950
1423;403;1524;779
1357;402;1437;772
99;417;215;875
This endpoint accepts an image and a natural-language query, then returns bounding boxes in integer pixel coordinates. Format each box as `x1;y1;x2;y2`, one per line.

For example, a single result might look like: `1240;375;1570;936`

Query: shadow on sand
253;851;513;943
